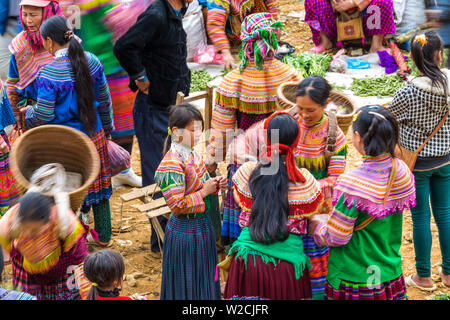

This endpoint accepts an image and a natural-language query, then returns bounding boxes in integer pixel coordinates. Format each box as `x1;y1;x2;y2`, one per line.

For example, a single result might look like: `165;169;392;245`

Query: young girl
223;112;323;300
21;15;114;247
83;249;146;300
309;105;416;300
154;103;226;300
229;75;348;299
388;31;450;291
0;192;90;300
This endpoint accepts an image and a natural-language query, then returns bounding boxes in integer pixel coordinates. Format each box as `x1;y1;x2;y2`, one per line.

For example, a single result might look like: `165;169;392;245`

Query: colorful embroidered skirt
160;214;221;300
107;70;136;141
223;254;312;300
325;274;407;300
9;222;89;300
304;0;396;46
0;130;19;216
82;128;112;207
302;234;329;300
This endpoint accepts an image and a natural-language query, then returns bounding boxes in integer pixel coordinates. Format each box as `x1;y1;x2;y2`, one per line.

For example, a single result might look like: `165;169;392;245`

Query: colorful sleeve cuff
313;208;357;247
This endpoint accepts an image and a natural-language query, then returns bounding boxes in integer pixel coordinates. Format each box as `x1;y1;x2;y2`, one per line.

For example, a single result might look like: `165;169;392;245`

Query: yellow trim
296;154;327;171
22;245;61;274
215;93;278;114
0;234;12;252
63;221;85;253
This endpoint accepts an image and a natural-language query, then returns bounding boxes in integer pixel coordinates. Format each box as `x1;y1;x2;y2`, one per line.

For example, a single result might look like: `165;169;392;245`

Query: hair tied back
64;30;74;41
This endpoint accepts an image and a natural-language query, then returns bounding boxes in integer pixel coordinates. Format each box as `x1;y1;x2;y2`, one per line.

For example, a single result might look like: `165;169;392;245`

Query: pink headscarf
19;1;63;52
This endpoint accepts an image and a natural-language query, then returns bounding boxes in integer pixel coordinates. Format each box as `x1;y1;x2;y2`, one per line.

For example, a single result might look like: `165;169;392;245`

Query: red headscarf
20;0;63;52
263;111;306;183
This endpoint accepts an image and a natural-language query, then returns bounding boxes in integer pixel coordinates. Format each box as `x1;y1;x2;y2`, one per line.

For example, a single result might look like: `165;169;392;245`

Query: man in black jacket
114;0;192;256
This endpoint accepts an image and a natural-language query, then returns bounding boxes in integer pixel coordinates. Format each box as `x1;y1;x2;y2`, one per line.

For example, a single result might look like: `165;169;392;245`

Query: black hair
411;31;448;96
17;192;55;224
40;15;97;134
162;102;204;155
83;249;126;300
352;105;399;157
295;75;332;106
247;113;299;244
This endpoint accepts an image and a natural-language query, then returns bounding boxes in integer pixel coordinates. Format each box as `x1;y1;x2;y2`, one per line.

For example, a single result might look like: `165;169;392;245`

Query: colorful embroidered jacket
313;154;416;288
206;0;277;53
208;59;301;162
24;49;114;136
229;113;347;207
0;204;86;275
233;161;323;234
154;142;218;217
294;114;348;200
6;32;54;118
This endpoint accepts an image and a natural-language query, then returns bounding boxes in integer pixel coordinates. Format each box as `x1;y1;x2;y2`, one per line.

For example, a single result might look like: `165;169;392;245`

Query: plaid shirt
388;70;450;158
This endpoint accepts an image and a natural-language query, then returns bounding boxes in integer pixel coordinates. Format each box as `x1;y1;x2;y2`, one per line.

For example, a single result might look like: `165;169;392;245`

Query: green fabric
92;199;112;242
309;146;348;180
78;5;121;75
229;227;311;280
208;193;222;240
327;195;404;289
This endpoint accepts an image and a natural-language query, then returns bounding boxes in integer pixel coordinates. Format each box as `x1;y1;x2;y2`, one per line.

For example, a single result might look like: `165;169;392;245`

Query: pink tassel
362;38;365;46
214;265;219;282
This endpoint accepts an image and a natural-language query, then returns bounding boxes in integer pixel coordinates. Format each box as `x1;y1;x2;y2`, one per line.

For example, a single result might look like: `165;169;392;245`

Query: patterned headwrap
20;1;63;53
263;111;306;183
238;12;282;72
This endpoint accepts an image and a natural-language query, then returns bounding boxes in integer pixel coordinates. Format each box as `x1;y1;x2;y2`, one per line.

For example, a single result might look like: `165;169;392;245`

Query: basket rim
9;125;101;196
277;80;356;117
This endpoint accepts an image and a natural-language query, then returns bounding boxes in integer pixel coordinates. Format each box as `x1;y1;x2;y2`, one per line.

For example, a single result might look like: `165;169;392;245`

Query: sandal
405;274;437;291
86;234;113;247
438;267;450;288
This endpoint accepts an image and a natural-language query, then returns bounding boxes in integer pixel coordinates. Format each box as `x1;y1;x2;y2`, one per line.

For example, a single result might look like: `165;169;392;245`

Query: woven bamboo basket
9;125;100;211
277;80;356;134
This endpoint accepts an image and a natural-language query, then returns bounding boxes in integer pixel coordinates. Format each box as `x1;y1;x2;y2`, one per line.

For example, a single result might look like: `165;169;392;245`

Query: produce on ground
190;69;215;93
283;52;333;78
350;75;405;97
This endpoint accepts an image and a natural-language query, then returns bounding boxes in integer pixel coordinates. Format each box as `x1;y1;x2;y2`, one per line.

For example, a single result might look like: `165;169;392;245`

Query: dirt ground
2;0;449;301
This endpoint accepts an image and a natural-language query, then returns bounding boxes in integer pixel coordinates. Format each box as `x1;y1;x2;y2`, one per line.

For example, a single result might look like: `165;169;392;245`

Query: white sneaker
112;168;143;188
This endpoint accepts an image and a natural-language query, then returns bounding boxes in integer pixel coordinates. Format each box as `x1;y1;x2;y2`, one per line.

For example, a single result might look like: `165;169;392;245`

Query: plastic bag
107;140;131;176
183;0;208;61
347;58;370;69
329;49;347;73
194;44;223;64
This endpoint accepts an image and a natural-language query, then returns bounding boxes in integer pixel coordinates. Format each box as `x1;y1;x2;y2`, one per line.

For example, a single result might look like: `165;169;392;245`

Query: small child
154;103;227;300
83;249;146;300
309;105;416;300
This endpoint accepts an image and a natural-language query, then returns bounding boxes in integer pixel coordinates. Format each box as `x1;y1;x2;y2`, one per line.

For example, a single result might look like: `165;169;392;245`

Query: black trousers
133;91;169;252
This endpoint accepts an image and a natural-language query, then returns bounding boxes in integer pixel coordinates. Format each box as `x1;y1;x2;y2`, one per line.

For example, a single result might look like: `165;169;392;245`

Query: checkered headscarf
238;12;282;72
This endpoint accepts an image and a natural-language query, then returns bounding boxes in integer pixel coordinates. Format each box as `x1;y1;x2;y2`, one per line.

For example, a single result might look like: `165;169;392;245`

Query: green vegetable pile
282;52;333;78
350;75;405;97
432;293;450;300
190;69;215;93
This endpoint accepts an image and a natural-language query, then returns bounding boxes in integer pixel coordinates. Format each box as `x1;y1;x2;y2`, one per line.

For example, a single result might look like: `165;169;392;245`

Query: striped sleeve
96;72;114;135
313;194;358;247
265;0;278;17
24;76;56;128
206;0;231;53
6;54;21;118
208;102;236;162
154;159;206;214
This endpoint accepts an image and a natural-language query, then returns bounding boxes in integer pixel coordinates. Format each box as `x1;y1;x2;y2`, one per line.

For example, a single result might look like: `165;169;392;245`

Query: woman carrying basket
20;15;114;247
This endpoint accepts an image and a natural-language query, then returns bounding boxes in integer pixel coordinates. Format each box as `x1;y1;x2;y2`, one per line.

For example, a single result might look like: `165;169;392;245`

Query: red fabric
97;296;133;300
223;254;312;300
263;112;305;183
